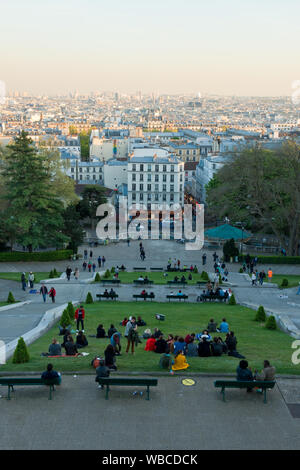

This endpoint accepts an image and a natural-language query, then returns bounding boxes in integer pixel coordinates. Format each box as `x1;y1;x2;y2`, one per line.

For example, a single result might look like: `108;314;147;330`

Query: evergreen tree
201;271;209;280
266;315;277;330
228;293;237;305
86;292;94;304
255;306;266;322
12;337;30;363
60;308;72;327
66;301;75;321
62;203;85;253
94;272;101;282
7;291;15;303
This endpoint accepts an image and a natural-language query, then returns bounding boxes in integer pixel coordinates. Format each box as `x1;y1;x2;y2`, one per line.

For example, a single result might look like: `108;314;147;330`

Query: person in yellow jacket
172;351;189;371
267;268;273;282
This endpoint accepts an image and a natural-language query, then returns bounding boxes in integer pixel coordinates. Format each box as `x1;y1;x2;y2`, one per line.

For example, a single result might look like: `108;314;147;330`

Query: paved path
0;375;300;450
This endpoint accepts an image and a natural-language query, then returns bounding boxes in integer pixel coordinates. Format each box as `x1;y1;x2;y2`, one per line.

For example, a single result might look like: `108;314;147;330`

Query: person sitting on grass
159;353;172;371
110;332;122;355
153;327;163;339
48;338;62;356
104;344;117;370
61;329;71;349
210;337;223;357
96;324;106;339
108;324;117;338
196;330;212;342
207;319;217;333
121;317;128;326
236;360;254;392
184;333;195;344
218;318;229;333
172;351;189;372
145;335;156;351
58;324;71;336
186;338;198;357
95;358;110;389
173;337;186;355
155;335;168;354
41;364;61;384
143;328;152;339
188;273;192;281
64;336;78;356
75;331;88;349
137;316;146;326
198;337;211;357
225;331;237;352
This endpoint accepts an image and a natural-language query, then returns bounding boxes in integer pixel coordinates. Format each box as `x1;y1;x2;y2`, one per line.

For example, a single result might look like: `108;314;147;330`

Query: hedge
239;255;300;265
0;250;73;262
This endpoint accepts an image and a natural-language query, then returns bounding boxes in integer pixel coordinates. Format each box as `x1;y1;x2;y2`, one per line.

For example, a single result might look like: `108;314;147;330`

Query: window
163;174;167;182
140;184;143;191
186;150;190;155
155;164;159;172
86;168;89;173
147;184;151;191
155;184;159;191
93;175;96;180
140;164;144;171
147;174;151;182
163;184;166;191
79;175;82;180
170;175;174;182
132;193;136;201
132;183;136;191
170;194;174;201
163;194;167;201
147;193;151;201
140;193;144;201
163;165;167;172
140;174;144;181
155;194;159;201
132;174;136;181
79;168;82;173
155;174;159;182
147;164;151;172
170;185;174;192
71;168;74;173
93;168;96;172
171;165;174;172
132;164;136;171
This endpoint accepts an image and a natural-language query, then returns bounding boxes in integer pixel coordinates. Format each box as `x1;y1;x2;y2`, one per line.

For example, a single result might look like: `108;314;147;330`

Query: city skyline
1;0;300;96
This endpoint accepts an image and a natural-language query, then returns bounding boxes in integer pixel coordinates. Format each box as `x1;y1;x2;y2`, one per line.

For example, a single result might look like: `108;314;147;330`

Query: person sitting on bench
138;275;144;281
236;360;254;392
41;363;61;384
177;290;184;296
109;288;116;299
103;289;109;298
96;324;106;338
95;358;110;389
141;289;148;298
48;338;62;356
120;264;126;271
254;360;276;382
143;276;149;283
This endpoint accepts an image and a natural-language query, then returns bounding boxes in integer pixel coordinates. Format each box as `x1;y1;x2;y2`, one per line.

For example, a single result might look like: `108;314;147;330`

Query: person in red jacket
75;305;85;332
144;335;156;352
49;287;56;303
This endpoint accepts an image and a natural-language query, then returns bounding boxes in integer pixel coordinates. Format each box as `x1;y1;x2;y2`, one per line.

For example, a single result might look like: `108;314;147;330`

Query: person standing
82;261;87;272
125;316;138;354
89;250;93;259
98;256;102;268
75;305;85;332
268;268;273;283
28;272;35;289
21;272;27;291
88;261;92;273
127;238;130;247
49;287;56;303
84;249;88;260
102;256;106;267
202;253;207;265
92;263;96;273
66;266;72;281
74;268;79;280
40;283;48;303
251;272;257;286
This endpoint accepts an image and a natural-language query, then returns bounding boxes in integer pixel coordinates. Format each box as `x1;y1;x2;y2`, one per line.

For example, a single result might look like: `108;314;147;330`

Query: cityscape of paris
0;0;300;458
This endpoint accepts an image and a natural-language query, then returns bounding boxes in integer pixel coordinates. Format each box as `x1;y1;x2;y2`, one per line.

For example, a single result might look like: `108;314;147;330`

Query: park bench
132;293;155;302
133;267;147;271
214;380;276;404
0;377;61;400
133;280;154;286
167;280;187;286
150;267;163;271
96;293;119;301
95;377;158;400
166;295;188;302
199;293;228;303
101;279;121;286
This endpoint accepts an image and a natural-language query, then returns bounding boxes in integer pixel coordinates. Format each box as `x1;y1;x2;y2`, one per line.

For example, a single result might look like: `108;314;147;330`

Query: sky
0;0;299;96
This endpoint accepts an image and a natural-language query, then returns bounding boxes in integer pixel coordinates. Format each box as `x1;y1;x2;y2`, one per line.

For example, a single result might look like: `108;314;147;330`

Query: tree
60;308;72;327
0;132;70;251
85;292;94;304
62;203;85;253
12;337;30;363
77;185;107;230
255;306;266;322
79;131;91;162
266;315;277;330
223;238;239;262
7;291;15;303
206;143;300;255
228;293;237;305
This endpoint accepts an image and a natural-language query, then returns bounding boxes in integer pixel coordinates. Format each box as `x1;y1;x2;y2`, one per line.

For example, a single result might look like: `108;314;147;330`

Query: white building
90;136;128;161
66;160;104;184
103;159;128;190
192;154;229;203
127;153;185;208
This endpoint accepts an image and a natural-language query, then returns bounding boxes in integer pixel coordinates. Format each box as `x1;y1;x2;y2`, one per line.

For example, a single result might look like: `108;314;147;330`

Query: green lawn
0;272;61;283
271;275;300;289
95;271;210;285
1;302;297;375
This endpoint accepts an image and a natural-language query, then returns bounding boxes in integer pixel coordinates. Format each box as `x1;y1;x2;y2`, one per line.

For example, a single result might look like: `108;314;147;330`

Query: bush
239;255;300;265
201;271;209;281
193;266;198;273
266;315;277;330
0;250;73;262
228;293;237;305
223;238;239;262
281;278;289;288
86;292;94;304
255;306;266;322
7;291;16;303
60;308;72;327
239;268;244;273
49;270;54;279
12;337;30;364
66;302;75;321
53;268;58;277
94;272;101;282
104;269;111;279
111;267;115;274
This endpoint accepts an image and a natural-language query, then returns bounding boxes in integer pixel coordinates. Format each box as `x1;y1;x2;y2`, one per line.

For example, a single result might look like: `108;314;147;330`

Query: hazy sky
1;0;299;96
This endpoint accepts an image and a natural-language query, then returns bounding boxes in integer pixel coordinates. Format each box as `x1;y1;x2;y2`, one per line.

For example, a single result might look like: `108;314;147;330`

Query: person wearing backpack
125;316;138;354
75;305;85;332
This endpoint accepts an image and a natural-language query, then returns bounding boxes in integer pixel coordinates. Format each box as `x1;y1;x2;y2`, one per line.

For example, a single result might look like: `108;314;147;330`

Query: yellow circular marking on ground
182;379;196;386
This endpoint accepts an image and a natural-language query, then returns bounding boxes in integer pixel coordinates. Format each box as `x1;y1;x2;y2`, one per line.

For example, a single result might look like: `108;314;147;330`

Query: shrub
193;266;198;273
7;291;16;303
0;250;73;262
12;337;30;364
223;238;239;262
49;270;54;279
239;268;244;273
94;272;101;282
201;271;209;281
60;308;72;327
239;255;300;265
228;293;237;305
266;315;277;330
53;268;58;277
281;278;289;288
255;306;266;322
86;292;94;304
111;267;115;274
104;269;111;279
66;302;75;321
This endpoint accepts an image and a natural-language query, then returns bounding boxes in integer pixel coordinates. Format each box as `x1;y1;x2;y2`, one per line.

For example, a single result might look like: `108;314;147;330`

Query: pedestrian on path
296;283;300;295
89;250;93;259
259;270;266;286
268;268;273;283
202;253;207;265
49;287;56;303
40;283;48;303
82;261;87;272
127;238;130;247
28;272;35;288
102;256;106;267
98;256;102;268
88;262;92;273
84;249;88;260
74;268;79;280
66;266;72;281
21;272;27;291
251;272;257;286
92;263;96;273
